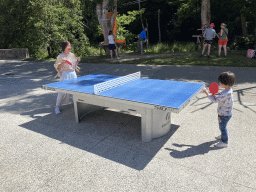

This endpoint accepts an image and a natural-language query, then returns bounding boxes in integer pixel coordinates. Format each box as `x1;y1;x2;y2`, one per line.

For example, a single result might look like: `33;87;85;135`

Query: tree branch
79;21;93;31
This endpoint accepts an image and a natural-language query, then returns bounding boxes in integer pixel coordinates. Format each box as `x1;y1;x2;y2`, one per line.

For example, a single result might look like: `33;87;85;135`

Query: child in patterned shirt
203;71;235;148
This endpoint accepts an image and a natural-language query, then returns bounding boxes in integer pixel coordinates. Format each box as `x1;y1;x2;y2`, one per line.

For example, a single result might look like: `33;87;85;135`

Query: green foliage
0;0;90;59
121;42;138;52
80;0;102;43
0;0;30;48
116;10;144;43
230;35;255;50
148;42;196;54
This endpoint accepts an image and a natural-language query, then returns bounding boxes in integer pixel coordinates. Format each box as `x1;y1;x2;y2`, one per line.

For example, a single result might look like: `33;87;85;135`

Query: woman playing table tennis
54;41;81;114
203;71;235;148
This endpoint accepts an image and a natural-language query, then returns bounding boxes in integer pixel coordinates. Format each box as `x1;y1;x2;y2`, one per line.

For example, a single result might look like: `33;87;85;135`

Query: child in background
54;41;80;114
203;71;235;148
200;23;216;58
196;24;208;45
108;30;120;60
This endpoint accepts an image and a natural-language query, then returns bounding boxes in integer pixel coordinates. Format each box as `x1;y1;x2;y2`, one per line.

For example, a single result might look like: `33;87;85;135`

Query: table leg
73;96;104;123
141;108;171;142
141;108;153;142
152;110;171;139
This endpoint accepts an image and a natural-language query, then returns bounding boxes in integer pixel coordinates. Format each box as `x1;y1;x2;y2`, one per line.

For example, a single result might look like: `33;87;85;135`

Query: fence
0;48;29;60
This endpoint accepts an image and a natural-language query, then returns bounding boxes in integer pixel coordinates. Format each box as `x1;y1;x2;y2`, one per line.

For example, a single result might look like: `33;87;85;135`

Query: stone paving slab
0;60;256;192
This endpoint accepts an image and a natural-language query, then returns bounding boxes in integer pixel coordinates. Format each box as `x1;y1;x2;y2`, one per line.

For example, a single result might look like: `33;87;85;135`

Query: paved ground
0;59;256;192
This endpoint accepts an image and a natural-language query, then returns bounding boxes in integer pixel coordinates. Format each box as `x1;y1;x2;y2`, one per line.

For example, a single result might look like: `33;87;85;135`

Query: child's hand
203;88;208;96
76;66;81;72
77;57;81;63
57;60;65;71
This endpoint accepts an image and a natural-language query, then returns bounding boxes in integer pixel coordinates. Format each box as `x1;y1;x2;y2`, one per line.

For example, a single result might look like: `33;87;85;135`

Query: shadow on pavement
164;140;219;159
188;86;256;114
17;103;180;170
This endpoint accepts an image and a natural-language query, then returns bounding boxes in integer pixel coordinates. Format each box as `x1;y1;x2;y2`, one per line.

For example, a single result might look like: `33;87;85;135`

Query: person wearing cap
200;23;216;58
217;23;228;58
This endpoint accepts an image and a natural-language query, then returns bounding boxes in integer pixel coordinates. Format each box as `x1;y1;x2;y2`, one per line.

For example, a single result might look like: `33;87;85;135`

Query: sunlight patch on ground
33;113;52;117
30;78;43;82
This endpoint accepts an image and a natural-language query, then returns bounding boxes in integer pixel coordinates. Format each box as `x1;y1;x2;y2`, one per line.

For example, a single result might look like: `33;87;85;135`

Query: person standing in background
137;27;148;53
108;30;120;60
200;23;216;59
217;23;228;58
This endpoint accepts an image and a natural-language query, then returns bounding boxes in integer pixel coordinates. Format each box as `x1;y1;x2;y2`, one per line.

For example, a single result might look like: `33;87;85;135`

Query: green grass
147;42;198;54
119;41;199;54
32;42;256;67
82;50;256;67
120;51;255;67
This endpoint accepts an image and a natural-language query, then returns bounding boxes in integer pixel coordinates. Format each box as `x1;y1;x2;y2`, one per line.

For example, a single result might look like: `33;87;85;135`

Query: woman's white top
54;52;77;77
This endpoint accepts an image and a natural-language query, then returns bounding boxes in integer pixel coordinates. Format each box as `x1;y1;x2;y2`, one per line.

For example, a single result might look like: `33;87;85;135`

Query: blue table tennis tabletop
43;74;204;109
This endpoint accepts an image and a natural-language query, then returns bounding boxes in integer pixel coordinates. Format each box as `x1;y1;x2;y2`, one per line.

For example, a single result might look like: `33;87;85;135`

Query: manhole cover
4;73;15;76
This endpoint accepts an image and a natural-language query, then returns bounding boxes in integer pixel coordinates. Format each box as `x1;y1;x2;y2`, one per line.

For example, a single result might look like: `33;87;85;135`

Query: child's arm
74;55;81;72
203;88;224;103
54;56;65;71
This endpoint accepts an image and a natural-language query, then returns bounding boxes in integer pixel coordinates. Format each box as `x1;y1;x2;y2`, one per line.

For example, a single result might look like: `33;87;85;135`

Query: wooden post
255;15;256;49
158;9;161;43
141;40;143;55
146;19;149;41
99;43;102;55
146;19;149;52
146;40;148;53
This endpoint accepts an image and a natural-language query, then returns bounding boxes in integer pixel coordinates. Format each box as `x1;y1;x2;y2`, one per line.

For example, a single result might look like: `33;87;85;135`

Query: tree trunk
158;9;161;43
146;19;149;41
241;16;247;37
96;0;117;55
138;0;144;29
255;16;256;49
201;0;211;28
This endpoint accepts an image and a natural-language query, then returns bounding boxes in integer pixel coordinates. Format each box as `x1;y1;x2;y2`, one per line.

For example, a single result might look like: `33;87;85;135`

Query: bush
147;42;196;54
230;35;255;50
34;48;49;61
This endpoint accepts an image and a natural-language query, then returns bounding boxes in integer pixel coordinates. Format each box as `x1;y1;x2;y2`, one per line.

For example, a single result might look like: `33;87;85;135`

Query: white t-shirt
208;88;234;116
108;35;115;44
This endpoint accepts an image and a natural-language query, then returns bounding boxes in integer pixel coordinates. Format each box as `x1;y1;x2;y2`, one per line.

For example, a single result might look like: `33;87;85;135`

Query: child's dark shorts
108;44;116;50
204;40;213;45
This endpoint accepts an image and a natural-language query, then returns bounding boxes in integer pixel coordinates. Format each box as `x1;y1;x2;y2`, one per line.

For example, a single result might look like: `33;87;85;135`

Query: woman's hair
221;23;227;27
218;71;235;87
109;30;112;35
62;41;71;52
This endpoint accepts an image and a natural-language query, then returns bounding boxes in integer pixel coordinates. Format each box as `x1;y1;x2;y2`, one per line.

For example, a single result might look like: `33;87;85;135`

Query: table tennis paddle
209;82;219;98
63;60;72;66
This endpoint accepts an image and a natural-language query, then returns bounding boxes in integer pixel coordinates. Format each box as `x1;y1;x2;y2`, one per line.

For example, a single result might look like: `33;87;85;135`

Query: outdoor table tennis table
42;72;205;142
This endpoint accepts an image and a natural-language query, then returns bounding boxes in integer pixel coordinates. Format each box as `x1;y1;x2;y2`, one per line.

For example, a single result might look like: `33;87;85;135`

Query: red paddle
209;82;219;98
63;60;72;66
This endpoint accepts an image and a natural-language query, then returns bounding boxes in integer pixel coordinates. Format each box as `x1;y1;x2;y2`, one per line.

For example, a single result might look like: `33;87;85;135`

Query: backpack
246;49;255;58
